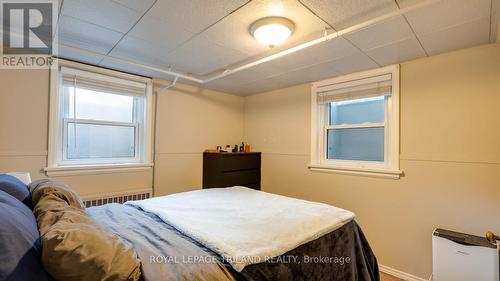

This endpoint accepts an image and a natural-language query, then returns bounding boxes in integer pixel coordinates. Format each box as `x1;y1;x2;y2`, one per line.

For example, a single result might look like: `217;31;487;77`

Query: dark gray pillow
0;190;52;281
0;174;32;209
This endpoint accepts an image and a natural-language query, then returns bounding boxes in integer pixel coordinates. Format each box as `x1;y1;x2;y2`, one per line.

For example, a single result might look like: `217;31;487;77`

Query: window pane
67;123;135;160
327;127;384;161
330;96;385;125
65;86;134;123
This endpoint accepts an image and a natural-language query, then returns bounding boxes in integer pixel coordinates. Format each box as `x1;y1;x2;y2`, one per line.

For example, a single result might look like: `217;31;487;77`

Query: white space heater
432;228;499;281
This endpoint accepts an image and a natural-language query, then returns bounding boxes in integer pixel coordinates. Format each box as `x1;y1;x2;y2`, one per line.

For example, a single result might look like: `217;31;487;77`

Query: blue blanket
87;203;235;281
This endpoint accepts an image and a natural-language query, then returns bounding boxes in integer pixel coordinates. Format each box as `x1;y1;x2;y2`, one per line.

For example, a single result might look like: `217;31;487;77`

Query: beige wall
153;82;244;196
0;69;243;197
244;43;500;279
0;68;152;196
0;69;50;179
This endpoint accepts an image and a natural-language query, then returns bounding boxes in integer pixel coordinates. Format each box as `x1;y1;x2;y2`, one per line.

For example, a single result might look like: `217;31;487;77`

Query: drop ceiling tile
418;17;490;56
126;15;195;51
203;78;245;95
366;37;426;66
255;71;300;88
221;44;378;94
203;78;242;90
236;78;290;96
197;12;266;55
58;15;124;54
269;60;343;85
108;36;172;68
165;35;249;75
201;0;329;57
233;57;349;96
99;58;176;81
344;16;415;51
61;0;142;33
111;0;156;13
268;37;358;71
398;0;491;36
327;51;379;75
299;0;397;30
58;47;105;65
220;63;287;85
147;0;249;34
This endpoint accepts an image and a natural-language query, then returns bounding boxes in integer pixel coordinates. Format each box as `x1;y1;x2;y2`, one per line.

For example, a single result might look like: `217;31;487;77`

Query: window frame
46;59;154;176
309;65;402;179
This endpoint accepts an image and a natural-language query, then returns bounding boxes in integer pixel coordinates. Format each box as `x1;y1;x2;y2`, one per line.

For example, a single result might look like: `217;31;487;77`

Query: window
309;65;401;179
46;60;153;176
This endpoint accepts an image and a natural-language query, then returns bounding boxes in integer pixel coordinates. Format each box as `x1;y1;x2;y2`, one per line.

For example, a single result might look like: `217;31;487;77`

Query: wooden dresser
202;152;261;190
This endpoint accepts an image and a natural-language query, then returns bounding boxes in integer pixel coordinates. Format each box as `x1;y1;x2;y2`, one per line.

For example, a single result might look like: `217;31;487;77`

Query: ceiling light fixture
250;17;295;48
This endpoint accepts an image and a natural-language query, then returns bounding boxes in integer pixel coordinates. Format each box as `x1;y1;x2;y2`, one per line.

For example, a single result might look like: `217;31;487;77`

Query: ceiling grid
297;0;383;68
394;0;430;56
97;0;160;65
53;0;496;96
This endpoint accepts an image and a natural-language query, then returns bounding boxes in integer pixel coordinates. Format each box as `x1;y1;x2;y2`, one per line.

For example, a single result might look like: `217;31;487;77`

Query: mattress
126;186;356;272
88;203;379;281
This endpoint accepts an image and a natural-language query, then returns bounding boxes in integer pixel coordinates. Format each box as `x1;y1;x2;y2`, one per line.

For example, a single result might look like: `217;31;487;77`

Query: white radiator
82;189;152;208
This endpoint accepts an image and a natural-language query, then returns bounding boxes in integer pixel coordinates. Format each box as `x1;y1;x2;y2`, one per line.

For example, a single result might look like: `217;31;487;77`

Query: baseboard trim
379;264;432;281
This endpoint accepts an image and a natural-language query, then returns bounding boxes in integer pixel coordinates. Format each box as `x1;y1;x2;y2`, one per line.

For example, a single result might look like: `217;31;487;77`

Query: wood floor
380;272;403;281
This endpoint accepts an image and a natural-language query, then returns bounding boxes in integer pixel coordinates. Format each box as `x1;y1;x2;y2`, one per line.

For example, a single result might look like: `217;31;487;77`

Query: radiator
82;189;152;208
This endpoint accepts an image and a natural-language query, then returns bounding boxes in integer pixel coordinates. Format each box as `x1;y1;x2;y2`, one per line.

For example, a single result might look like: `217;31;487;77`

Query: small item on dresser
232;145;238;152
244;145;251;152
239;142;244;152
225;145;231;152
216;146;222;152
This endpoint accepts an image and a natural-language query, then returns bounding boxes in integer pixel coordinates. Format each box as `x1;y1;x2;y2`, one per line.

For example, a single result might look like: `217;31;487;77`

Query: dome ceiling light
249;17;295;48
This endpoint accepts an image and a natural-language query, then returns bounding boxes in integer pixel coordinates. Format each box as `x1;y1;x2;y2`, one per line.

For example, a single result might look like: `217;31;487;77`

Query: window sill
44;163;153;177
307;164;402;179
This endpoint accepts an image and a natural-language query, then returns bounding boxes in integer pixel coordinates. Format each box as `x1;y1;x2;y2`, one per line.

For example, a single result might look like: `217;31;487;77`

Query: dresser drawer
220;170;260;187
221;154;260;172
203;152;261;190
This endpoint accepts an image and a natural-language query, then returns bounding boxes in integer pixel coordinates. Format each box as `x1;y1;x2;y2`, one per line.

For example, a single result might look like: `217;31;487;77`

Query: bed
0;174;379;281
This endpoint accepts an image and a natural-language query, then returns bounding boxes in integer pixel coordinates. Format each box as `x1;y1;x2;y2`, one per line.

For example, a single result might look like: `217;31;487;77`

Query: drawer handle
456;250;470;256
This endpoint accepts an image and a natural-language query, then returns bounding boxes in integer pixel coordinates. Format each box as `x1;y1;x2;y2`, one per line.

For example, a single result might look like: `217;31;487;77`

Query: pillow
0;174;32;208
32;180;142;281
29;179;85;210
0;190;52;281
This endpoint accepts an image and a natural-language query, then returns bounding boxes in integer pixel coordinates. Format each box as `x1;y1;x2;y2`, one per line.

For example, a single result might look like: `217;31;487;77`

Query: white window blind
46;60;154;176
317;74;392;104
309;65;401;179
61;66;146;97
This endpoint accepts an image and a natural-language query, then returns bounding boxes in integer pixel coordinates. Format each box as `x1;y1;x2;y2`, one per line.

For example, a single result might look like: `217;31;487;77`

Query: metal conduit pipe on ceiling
1;0;442;84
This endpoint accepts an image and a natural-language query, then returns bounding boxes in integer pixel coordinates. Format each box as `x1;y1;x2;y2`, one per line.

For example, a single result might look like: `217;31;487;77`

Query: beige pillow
30;179;86;210
32;180;141;281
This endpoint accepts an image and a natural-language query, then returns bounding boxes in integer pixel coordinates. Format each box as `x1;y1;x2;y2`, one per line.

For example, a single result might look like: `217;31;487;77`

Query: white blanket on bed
126;186;355;272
